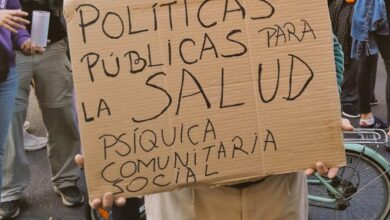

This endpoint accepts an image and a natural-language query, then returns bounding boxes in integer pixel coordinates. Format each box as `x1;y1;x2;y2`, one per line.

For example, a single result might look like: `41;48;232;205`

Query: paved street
11;58;390;220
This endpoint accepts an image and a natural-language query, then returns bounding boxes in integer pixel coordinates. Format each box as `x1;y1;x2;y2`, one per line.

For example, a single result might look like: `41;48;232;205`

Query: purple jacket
0;0;30;68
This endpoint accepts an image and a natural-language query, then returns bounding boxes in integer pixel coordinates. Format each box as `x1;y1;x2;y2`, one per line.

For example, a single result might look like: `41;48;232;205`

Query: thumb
75;154;84;168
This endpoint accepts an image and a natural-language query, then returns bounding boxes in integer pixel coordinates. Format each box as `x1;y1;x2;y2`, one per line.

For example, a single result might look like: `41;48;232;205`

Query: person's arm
333;35;344;94
5;0;30;50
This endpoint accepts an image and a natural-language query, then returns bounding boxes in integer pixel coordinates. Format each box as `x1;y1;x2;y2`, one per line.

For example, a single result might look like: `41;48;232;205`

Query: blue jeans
0;68;18;200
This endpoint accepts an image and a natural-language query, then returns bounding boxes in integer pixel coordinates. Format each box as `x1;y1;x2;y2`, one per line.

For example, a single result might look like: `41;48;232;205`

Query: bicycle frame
308;143;390;209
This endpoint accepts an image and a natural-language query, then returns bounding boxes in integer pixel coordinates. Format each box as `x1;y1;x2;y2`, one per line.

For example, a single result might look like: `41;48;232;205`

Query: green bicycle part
313;172;343;198
308;144;390;206
308;194;338;209
344;143;390;172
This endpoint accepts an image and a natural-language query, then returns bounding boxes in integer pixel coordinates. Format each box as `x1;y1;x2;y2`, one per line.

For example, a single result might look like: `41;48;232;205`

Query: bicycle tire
308;150;390;220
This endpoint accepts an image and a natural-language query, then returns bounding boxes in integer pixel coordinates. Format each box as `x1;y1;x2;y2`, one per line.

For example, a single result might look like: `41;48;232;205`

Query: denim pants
0;68;18;200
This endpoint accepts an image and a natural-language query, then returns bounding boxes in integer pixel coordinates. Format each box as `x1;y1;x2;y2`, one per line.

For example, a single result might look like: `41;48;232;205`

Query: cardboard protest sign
64;0;345;198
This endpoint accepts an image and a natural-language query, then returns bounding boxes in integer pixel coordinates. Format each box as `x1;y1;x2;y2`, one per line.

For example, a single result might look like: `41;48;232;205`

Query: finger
22;40;32;53
37;47;45;55
21;42;31;55
10;10;29;17
102;192;114;210
34;47;43;55
5;18;26;30
74;154;84;168
89;198;102;209
316;161;329;176
11;16;30;25
1;22;17;33
31;44;44;54
114;197;126;207
305;168;315;176
328;167;339;179
30;42;38;54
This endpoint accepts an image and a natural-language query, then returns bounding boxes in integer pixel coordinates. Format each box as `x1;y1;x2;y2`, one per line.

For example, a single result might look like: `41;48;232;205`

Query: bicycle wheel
308;150;390;220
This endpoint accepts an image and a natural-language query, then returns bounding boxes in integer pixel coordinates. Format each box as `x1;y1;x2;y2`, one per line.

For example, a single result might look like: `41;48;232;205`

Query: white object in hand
31;10;50;48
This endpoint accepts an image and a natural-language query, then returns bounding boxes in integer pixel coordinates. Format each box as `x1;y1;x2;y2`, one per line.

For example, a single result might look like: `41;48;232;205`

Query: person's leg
341;59;360;118
33;39;82;206
0;68;18;199
341;60;359;105
369;59;378;105
386;59;390;126
1;109;30;201
0;70;17;158
356;53;387;128
374;34;390;132
40;106;80;184
357;54;378;116
0;53;34;218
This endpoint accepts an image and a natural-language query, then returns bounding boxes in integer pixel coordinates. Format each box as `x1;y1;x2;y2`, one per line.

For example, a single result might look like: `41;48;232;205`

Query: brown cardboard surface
64;0;346;198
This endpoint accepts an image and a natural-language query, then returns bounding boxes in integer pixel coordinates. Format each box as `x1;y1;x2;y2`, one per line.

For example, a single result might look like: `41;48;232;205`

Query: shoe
342;104;360;118
370;99;379;106
54;186;84;206
23;130;47;151
0;200;21;219
360;116;388;130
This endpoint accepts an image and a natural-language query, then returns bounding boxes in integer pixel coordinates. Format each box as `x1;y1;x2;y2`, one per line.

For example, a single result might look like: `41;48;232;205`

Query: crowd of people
0;0;389;220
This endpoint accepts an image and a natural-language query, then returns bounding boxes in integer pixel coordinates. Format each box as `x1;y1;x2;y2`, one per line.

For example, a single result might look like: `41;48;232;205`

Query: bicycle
308;128;390;220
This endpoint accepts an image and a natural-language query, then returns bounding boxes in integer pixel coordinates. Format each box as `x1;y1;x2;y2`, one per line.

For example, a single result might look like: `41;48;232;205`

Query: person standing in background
328;0;362;118
0;0;83;219
351;0;390;134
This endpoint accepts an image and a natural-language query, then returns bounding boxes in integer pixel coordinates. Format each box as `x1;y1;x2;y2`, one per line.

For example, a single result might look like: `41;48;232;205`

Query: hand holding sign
305;118;353;179
75;154;126;209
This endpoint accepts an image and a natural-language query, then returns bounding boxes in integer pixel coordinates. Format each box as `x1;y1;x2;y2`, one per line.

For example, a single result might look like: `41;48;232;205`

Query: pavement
8;58;390;220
